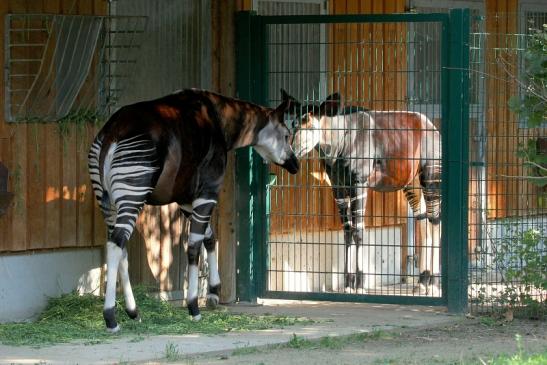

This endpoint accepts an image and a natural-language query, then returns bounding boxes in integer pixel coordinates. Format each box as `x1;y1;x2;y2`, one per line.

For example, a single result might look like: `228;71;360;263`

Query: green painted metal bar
257;13;448;25
253;16;269;299
265;291;446;307
235;12;270;302
443;8;470;313
236;12;256;301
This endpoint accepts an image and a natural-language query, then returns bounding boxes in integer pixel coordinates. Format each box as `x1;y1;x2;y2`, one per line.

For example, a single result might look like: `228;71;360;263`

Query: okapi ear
278;89;302;115
319;92;341;117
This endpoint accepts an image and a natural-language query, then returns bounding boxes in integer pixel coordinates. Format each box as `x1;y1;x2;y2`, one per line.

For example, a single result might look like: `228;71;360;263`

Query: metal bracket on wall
0;162;13;217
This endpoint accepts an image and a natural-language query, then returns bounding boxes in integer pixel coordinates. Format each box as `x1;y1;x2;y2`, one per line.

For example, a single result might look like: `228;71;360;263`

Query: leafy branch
507;23;547;188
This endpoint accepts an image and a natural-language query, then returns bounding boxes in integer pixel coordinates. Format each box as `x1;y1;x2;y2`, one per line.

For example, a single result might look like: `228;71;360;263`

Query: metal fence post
444;8;470;313
235;11;267;303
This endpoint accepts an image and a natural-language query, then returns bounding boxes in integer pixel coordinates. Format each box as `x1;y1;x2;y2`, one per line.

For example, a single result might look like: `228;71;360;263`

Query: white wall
269;226;403;292
0;248;102;322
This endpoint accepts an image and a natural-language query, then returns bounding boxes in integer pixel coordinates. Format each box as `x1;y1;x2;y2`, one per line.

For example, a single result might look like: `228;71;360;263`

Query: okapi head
253;89;301;174
291;93;341;158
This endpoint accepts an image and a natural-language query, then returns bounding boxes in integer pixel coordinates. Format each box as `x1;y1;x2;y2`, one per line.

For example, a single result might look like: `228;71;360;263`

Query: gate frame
235;9;470;313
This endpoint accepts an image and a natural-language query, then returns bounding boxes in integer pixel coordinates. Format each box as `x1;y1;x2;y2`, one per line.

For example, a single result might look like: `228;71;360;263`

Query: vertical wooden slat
10;124;28;251
41;0;63;252
0;139;13;250
75;0;95;248
57;0;78;248
27;124;47;249
506;0;519;217
0;0;11;249
92;57;106;254
25;0;47;250
213;0;238;303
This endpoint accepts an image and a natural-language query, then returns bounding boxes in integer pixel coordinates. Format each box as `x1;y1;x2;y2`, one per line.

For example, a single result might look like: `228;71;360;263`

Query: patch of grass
280;329;396;352
348;329;395;342
164;342;182;362
479;316;502;327
286;333;314;349
232;345;261;356
485;351;547;365
483;335;547;365
0;286;312;347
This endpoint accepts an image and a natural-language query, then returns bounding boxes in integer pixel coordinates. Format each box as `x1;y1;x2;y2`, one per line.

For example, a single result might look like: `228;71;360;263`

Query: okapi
291;93;442;295
88;89;299;332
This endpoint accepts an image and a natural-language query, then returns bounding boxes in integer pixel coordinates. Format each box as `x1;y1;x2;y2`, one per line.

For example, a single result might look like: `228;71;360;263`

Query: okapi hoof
413;283;441;296
206;294;220;309
188;297;201;321
107;324;121;334
103;307;120;333
206;284;221;309
125;307;141;323
344;273;356;290
355;271;364;289
413;271;441;296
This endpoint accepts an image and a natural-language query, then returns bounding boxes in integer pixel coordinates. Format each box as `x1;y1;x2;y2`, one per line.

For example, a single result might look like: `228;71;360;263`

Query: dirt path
184;318;546;365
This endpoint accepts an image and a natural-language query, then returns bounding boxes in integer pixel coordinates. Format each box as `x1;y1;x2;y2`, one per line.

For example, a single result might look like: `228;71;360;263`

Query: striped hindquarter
89;134;160;245
89;134;161;332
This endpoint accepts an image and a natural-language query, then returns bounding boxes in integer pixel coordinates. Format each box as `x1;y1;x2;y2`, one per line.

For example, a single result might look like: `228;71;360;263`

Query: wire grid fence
467;14;547;315
265;19;443;298
4;13;147;122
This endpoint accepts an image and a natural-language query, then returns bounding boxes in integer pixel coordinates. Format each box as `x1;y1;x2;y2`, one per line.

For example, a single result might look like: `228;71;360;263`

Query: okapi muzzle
279;152;299;174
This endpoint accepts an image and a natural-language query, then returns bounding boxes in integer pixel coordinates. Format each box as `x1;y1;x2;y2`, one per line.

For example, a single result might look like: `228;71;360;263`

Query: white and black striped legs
186;198;220;321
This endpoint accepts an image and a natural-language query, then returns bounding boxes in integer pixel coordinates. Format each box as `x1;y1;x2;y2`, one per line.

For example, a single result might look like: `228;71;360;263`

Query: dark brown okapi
292;93;442;295
89;89;299;332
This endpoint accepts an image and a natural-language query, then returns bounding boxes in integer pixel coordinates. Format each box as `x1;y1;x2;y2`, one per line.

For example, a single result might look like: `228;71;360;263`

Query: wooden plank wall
0;0;107;253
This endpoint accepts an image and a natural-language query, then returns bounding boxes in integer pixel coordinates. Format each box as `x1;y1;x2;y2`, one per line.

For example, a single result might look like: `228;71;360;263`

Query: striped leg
119;247;139;321
204;225;221;309
332;187;353;291
187;197;217;321
416;161;442;295
403;184;428;285
104;217;143;333
101;136;159;331
350;186;367;292
325;161;358;292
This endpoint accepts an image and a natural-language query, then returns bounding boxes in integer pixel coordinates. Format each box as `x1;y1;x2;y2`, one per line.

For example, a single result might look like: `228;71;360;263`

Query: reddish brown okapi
89;89;299;332
292;93;442;295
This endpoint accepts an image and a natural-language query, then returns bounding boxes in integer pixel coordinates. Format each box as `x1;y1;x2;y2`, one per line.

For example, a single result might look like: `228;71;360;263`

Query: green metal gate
235;9;470;312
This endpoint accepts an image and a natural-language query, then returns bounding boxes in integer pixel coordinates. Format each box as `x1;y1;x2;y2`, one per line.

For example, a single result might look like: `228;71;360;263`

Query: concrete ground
0;300;460;364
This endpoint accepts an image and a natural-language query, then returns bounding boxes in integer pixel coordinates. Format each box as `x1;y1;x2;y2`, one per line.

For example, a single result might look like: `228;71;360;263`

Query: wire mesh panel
110;0;209;104
262;15;446;302
4;14;146;122
468;13;547;315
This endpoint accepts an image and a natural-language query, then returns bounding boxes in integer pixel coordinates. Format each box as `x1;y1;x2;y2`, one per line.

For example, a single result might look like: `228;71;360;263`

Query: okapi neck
216;100;270;151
